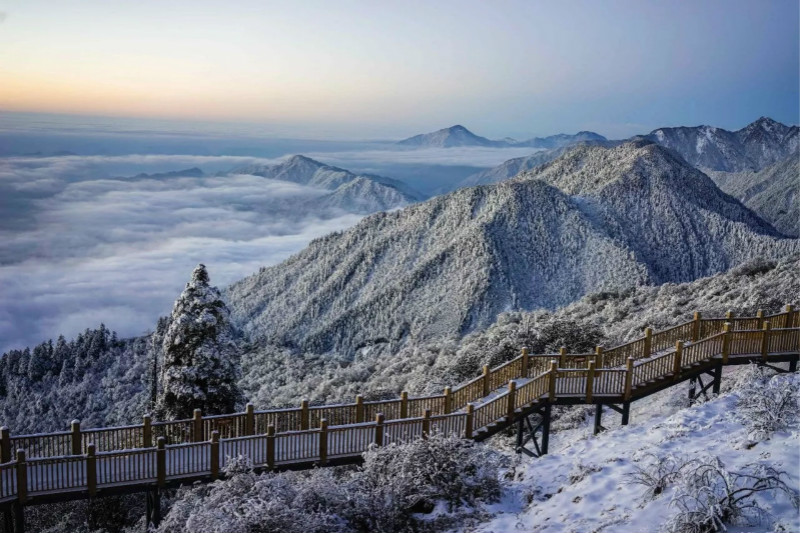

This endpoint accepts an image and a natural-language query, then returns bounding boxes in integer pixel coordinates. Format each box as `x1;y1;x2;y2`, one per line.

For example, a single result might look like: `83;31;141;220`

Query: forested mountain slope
226;141;797;359
707;154;799;237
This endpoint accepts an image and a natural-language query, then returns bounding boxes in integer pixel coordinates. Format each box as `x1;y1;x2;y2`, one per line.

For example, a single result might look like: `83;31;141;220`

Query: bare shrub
735;367;799;440
625;453;692;501
666;457;799;533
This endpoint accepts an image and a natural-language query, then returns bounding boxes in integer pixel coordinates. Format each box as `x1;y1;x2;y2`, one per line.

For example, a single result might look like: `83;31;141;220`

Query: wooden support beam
756;309;765;329
722;322;731;363
245;404;255;436
595;346;604;368
156;438;166;487
319;419;328;466
15;450;26;503
559;347;566;367
210;431;220;480
761;321;771;361
266;425;275;470
464;404;474;439
692;311;702;342
443;387;452;414
482;365;490;397
400;391;408;419
86;444;96;496
548;361;558;400
586;361;595;403
624;357;634;400
507;381;517;421
192;409;203;443
673;341;683;380
142;415;152;448
0;427;10;463
643;327;652;359
786;304;795;328
355;395;364;423
521;347;530;378
300;400;309;431
374;414;385;446
71;420;81;455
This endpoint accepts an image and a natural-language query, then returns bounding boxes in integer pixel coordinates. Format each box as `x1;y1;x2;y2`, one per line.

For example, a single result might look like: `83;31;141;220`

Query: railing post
156;437;166;487
548;361;558;400
143;415;152;448
355;395;364;423
624;357;634;401
725;310;734;320
692;312;702;342
300;400;309;431
245;404;255;436
422;409;431;439
521;347;530;377
785;304;795;328
15;450;26;503
86;443;97;496
507;381;517;421
482;365;491;396
673;341;683;380
464;404;474;439
400;391;408;419
0;427;10;463
643;328;652;359
443;387;452;414
722;323;731;363
559;347;567;367
71;419;81;455
192;409;203;442
210;431;220;480
266;425;275;470
319;419;328;466
374;414;384;446
761;321;771;361
586;361;595;403
595;346;604;368
756;309;764;329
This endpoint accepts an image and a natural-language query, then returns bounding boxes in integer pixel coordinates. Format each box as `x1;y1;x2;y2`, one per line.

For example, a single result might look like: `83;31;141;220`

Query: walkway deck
0;307;797;510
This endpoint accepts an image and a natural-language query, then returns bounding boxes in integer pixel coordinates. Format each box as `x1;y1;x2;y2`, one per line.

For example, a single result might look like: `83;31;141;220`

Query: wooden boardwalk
0;307;797;514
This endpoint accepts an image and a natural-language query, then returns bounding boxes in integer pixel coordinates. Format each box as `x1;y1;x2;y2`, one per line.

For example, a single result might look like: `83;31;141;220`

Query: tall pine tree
155;264;240;420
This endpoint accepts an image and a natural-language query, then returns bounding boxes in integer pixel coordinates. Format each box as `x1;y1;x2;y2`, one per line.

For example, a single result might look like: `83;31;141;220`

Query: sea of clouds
0;125;544;353
0;154;364;352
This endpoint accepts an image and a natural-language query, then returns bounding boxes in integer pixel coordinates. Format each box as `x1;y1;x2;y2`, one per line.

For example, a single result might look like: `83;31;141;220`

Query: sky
0;0;798;139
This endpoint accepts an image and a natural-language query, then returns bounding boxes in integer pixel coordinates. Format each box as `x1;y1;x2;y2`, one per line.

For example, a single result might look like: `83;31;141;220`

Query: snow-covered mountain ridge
643;116;798;172
397;125;606;149
226;141;797;358
234;154;423;213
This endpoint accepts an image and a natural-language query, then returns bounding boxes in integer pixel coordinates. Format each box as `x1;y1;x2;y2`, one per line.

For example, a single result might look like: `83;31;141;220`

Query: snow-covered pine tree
155;264;240;420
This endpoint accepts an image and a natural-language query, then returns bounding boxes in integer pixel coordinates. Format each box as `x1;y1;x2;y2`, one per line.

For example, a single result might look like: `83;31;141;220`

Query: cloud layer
0;155;362;352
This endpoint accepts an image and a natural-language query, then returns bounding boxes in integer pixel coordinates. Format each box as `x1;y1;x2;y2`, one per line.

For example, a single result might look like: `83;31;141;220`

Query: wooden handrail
0;307;795;505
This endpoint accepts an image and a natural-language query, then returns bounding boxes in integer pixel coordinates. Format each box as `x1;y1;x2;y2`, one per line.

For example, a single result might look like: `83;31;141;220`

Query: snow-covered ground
471;367;800;533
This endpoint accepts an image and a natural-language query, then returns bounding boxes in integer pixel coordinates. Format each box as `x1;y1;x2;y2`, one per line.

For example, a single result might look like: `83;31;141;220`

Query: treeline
0;325;151;433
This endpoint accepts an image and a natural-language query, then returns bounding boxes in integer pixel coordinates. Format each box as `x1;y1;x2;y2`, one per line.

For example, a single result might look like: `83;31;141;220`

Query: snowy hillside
226;140;796;358
458;140;618;188
644;117;798;172
474;369;800;533
707;155;799;237
234;155;423;213
237;255;799;409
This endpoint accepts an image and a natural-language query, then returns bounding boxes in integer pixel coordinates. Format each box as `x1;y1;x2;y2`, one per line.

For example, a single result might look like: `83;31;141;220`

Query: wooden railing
0;306;797;505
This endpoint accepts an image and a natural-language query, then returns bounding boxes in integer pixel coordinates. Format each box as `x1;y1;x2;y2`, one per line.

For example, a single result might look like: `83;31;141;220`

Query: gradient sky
0;0;798;139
